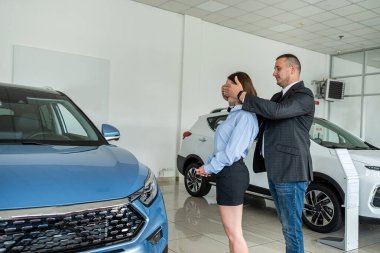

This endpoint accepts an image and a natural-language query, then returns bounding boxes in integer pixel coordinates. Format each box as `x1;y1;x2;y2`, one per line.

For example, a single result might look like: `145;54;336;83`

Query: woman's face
225;79;241;105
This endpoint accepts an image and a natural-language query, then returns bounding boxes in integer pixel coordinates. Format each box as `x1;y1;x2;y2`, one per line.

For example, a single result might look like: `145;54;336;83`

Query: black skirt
216;159;249;206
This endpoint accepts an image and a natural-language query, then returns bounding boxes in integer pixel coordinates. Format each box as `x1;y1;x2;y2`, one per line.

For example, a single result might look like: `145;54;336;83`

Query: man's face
273;57;291;88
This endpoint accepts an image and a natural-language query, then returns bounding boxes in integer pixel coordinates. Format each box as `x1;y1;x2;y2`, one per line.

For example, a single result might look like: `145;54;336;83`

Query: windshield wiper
327;145;372;150
21;141;47;145
326;145;344;149
364;142;380;150
349;146;369;150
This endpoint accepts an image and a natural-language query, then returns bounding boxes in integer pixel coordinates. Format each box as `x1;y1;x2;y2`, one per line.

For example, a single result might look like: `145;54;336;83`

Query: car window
0;107;14;116
310;122;340;143
0;88;105;146
207;115;227;131
310;118;376;150
56;103;87;136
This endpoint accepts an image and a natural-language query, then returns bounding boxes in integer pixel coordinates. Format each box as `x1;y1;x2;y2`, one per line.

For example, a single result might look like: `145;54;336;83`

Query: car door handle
199;137;206;142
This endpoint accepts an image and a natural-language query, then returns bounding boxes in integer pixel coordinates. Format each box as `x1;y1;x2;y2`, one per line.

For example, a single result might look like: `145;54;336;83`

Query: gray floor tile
158;178;380;253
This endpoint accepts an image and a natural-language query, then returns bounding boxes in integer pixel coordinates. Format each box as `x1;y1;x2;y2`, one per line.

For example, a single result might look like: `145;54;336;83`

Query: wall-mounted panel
13;45;110;128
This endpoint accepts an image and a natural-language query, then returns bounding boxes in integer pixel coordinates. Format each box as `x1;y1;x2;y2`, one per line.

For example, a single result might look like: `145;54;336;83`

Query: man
222;54;315;253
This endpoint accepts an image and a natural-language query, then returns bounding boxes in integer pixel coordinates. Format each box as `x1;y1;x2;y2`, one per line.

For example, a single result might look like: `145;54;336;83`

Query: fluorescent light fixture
197;1;228;12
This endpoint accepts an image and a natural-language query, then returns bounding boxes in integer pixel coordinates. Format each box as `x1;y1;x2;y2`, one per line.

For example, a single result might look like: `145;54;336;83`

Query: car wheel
303;182;343;233
184;163;211;197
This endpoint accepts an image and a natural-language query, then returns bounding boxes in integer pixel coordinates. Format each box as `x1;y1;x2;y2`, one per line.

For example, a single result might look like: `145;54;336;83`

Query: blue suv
0;83;168;253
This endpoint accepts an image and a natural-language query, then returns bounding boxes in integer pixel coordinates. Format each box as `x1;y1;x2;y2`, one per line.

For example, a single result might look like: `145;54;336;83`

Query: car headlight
365;165;380;171
139;170;158;206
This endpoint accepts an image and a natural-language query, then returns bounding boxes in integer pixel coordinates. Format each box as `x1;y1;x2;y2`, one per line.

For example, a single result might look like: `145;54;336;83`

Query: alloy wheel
303;189;334;227
185;167;202;193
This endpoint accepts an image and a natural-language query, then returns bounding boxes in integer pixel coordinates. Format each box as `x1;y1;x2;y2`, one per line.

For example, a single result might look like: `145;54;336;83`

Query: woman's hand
195;166;210;177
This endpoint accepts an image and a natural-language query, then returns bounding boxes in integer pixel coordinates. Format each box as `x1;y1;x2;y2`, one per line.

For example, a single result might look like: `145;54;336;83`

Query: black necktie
276;92;283;102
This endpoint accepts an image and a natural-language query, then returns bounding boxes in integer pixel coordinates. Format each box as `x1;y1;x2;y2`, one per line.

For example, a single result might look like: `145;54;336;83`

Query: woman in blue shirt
196;72;259;253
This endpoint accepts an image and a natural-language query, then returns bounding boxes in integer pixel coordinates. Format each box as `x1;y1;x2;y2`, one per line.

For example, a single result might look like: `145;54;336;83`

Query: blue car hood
0;145;148;210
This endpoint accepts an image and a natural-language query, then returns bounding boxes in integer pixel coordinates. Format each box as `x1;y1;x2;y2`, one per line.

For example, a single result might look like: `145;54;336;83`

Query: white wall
180;15;329;133
0;0;183;176
0;0;329;176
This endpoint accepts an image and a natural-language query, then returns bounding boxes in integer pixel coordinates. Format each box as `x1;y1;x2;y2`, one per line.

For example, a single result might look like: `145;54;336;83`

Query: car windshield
310;118;378;150
0;87;106;146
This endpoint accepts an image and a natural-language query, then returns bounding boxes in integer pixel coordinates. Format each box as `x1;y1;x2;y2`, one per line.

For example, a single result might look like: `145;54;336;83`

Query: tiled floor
158;177;380;253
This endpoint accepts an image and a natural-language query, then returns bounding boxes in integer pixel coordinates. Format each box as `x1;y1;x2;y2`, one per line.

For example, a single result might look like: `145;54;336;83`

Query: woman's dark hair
227;72;257;96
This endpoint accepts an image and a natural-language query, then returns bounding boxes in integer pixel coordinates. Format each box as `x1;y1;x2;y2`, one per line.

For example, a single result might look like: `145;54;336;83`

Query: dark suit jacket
243;81;315;183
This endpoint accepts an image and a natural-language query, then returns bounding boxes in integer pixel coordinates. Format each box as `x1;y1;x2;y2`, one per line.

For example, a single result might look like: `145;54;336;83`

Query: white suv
177;109;380;233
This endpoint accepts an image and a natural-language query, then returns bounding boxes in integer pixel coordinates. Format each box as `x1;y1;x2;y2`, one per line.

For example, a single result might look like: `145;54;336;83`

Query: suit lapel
279;81;304;102
272;92;283;102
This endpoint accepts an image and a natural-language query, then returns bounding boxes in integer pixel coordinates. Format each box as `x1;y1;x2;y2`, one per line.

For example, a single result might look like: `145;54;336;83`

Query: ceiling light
197;1;228;12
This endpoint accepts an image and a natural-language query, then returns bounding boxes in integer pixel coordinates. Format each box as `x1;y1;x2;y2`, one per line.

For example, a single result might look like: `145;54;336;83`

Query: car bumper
81;191;168;253
358;170;380;220
359;216;380;225
177;155;186;175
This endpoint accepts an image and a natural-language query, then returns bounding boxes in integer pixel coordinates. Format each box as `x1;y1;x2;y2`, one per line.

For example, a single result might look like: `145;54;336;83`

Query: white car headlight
140;171;158;206
365;165;380;171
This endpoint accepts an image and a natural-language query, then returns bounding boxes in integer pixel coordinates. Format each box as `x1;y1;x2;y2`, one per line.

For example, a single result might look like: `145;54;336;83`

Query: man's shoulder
294;81;314;96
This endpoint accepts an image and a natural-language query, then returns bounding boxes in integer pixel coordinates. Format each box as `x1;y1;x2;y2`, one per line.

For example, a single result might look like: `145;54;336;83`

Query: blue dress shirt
204;105;259;174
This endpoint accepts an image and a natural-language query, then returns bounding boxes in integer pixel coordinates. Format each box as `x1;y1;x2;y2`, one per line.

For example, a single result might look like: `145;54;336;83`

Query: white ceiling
132;0;380;55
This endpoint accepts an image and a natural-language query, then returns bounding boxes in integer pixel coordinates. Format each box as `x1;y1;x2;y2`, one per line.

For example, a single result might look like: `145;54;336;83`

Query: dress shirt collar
282;80;301;96
229;104;242;112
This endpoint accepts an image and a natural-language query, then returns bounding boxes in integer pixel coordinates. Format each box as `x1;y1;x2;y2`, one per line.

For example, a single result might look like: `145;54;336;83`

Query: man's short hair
277;54;301;73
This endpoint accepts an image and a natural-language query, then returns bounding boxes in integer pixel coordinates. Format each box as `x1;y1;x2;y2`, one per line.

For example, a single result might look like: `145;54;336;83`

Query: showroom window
330;48;380;147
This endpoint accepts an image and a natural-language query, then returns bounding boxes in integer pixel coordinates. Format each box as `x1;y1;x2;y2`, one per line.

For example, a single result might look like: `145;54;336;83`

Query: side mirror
101;124;120;141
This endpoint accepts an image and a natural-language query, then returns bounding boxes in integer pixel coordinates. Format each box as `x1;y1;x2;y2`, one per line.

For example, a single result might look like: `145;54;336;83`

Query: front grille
0;203;145;253
373;187;380;208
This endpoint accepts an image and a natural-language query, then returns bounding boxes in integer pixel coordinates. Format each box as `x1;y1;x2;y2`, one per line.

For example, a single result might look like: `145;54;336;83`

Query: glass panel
339;76;362;95
331;52;363;77
310;119;371;149
366;48;380;73
329;96;361;137
364;74;380;94
57;104;87;136
364;95;380;148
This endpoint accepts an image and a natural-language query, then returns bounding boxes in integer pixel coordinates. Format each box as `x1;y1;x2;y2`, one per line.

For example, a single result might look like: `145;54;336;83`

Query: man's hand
221;85;228;101
195;166;210;177
222;76;243;99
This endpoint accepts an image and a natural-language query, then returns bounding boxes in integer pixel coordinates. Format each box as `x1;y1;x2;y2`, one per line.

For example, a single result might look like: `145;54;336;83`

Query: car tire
303;182;343;233
184;163;211;197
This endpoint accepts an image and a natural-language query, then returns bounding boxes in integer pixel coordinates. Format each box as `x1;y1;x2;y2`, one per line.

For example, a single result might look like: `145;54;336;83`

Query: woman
196;72;259;253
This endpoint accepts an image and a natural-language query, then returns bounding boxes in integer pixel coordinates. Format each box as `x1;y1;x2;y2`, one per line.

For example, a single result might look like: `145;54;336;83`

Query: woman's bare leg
219;204;248;253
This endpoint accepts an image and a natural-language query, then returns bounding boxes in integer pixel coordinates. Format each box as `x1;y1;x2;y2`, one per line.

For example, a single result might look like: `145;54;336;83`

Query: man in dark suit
222;54;315;253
